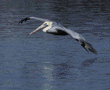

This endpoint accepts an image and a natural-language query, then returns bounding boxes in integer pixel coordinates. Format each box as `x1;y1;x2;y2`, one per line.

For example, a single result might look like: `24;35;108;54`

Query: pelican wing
19;17;51;23
55;27;97;54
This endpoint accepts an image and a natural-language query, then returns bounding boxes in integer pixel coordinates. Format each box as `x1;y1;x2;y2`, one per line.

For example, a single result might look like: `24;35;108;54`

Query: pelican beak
29;24;48;35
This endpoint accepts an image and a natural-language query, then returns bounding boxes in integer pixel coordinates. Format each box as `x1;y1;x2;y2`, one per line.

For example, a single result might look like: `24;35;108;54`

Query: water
0;0;110;90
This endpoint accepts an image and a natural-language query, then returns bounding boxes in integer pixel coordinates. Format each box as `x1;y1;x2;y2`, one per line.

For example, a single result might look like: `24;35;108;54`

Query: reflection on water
0;0;110;90
81;58;97;67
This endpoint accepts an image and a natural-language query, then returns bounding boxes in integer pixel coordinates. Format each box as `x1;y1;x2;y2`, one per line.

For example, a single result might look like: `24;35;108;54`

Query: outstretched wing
55;27;97;54
19;17;51;23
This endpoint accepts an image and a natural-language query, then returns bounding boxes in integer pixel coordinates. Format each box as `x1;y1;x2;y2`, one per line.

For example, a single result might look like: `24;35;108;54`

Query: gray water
0;0;110;90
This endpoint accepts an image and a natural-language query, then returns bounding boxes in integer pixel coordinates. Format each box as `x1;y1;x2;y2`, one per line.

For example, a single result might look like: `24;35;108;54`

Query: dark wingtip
79;40;97;55
18;17;30;24
85;42;97;55
89;48;97;55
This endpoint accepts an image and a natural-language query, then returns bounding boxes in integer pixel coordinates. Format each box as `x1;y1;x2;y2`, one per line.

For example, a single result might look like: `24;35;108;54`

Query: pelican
19;17;97;54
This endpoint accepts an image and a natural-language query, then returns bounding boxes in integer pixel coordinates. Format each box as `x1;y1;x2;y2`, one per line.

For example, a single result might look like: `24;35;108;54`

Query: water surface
0;0;110;90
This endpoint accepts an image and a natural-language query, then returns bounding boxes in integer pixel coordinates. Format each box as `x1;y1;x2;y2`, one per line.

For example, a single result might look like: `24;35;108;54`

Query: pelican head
30;21;52;35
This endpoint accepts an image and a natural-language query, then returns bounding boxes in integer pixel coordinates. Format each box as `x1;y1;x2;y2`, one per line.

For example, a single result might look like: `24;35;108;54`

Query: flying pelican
19;17;97;54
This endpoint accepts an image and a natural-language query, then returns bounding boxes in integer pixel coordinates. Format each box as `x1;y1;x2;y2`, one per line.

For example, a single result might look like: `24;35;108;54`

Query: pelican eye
44;23;48;26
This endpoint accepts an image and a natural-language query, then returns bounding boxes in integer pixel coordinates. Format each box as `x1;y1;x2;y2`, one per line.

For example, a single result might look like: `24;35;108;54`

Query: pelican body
19;17;97;54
